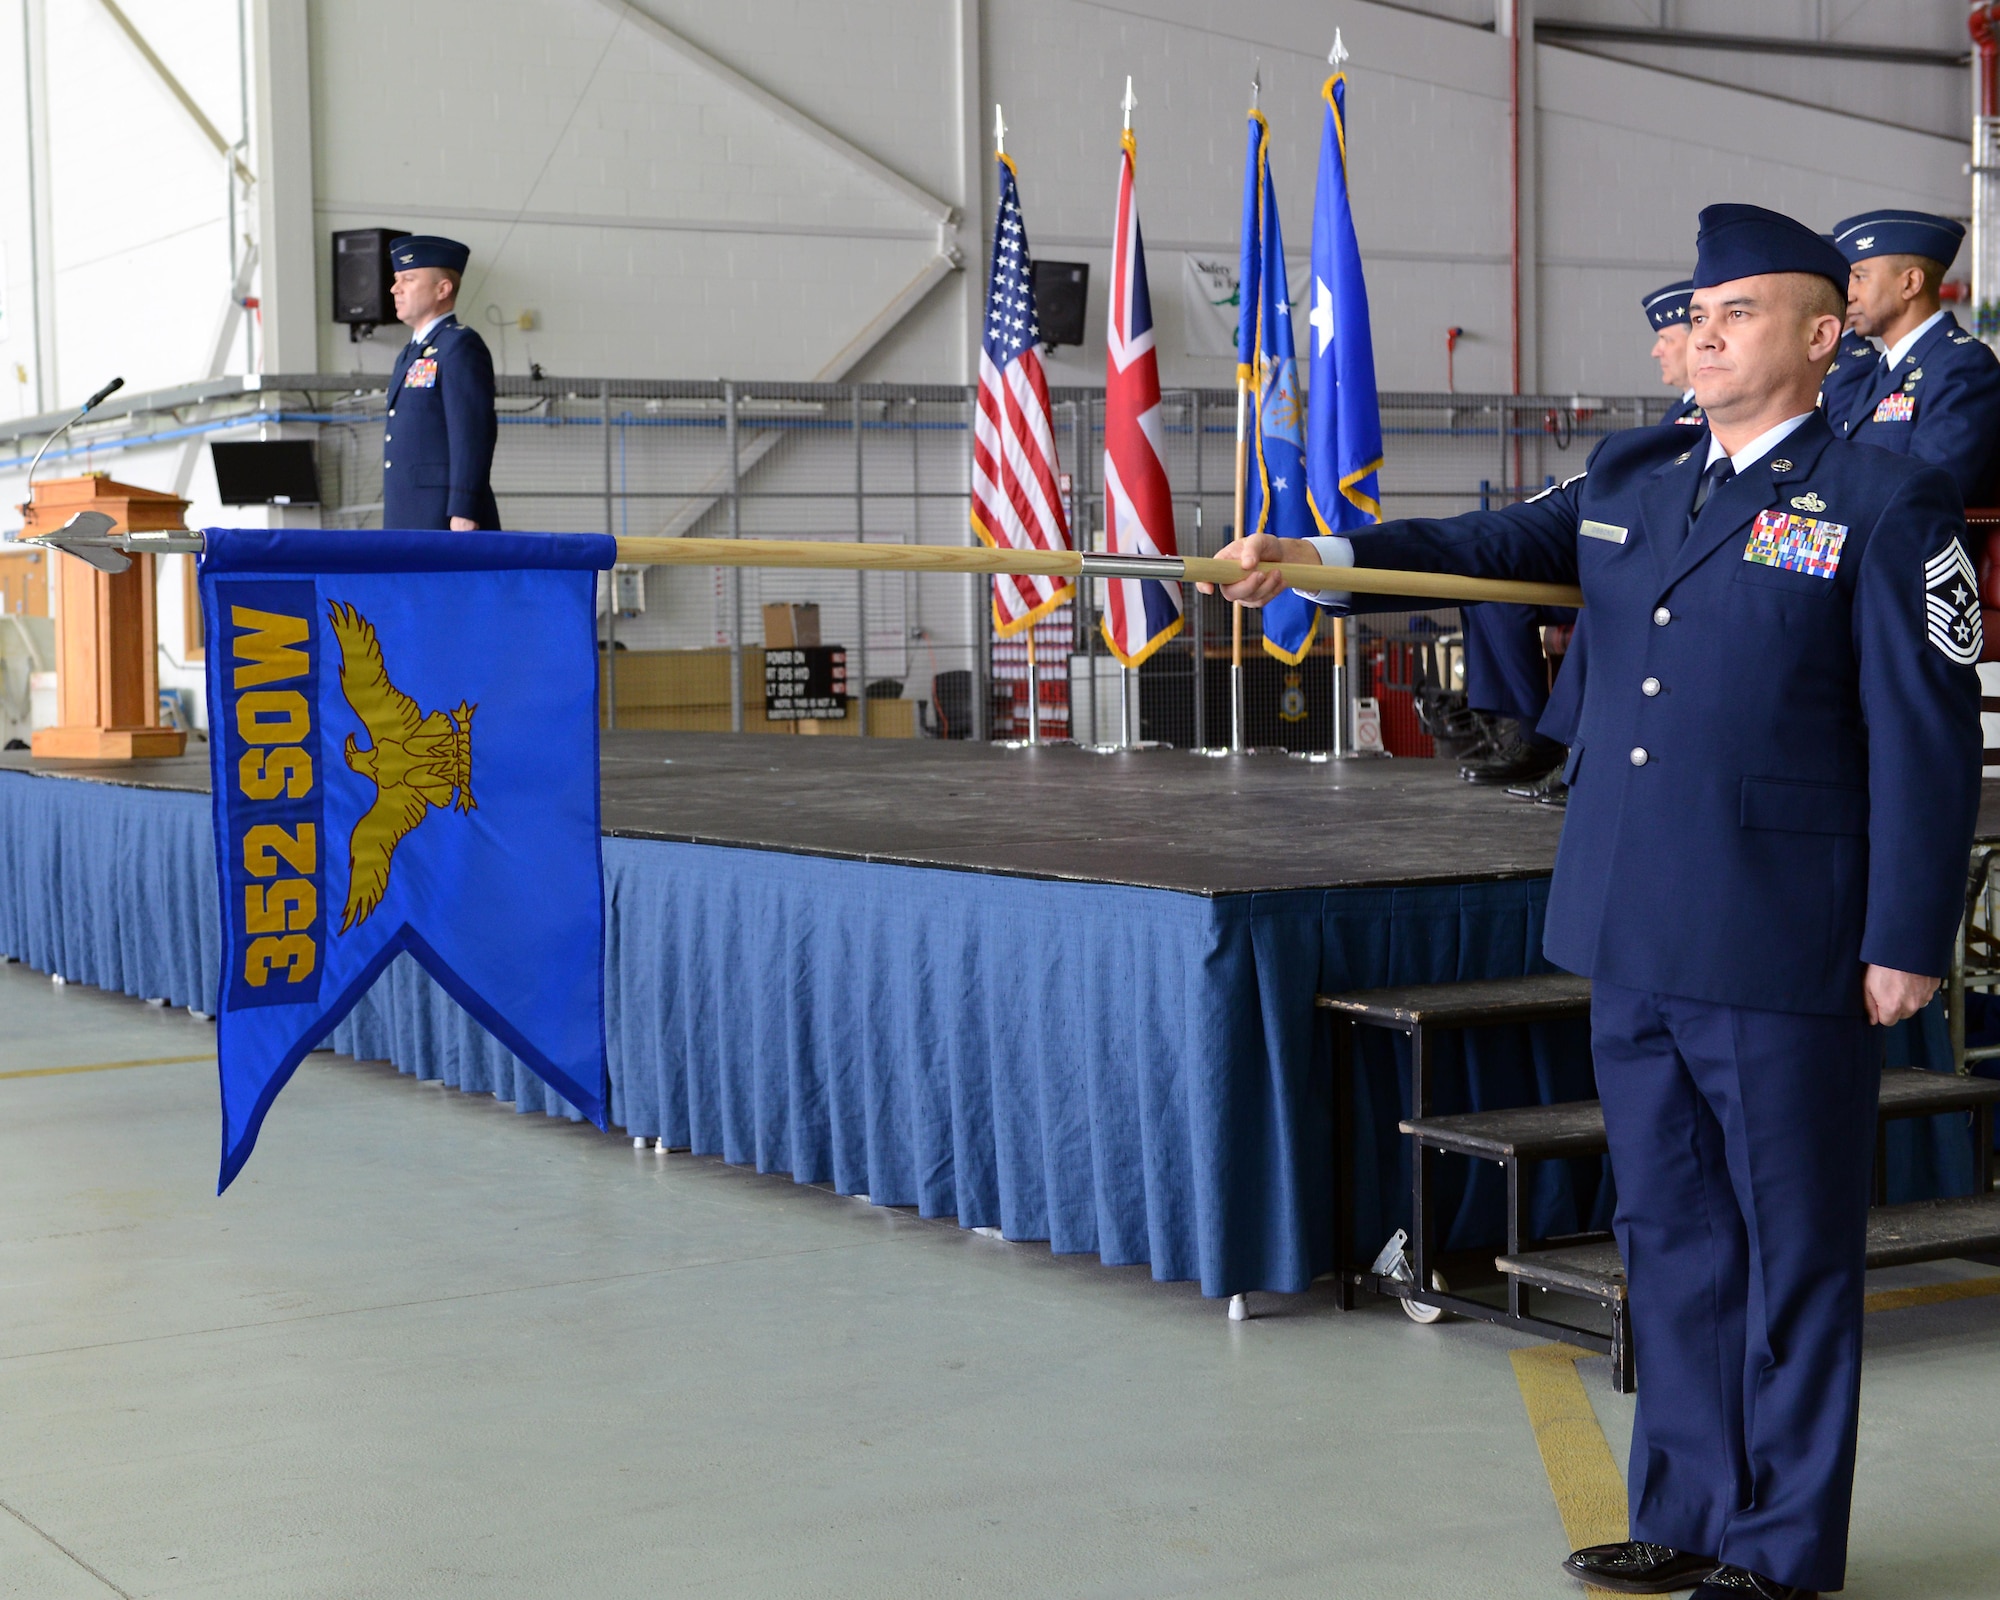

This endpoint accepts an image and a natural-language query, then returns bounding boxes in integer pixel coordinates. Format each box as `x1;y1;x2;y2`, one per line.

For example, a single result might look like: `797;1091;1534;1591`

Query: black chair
922;670;974;739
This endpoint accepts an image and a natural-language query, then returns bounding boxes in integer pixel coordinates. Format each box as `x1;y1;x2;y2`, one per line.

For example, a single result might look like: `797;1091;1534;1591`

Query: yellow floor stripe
0;1054;213;1082
1865;1274;2000;1314
1511;1343;1627;1599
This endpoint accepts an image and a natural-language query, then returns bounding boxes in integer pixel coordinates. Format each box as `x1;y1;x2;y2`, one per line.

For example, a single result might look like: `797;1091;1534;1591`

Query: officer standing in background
1505;276;1706;808
1643;277;1704;426
1831;209;2000;505
1210;204;1983;1600
382;235;501;532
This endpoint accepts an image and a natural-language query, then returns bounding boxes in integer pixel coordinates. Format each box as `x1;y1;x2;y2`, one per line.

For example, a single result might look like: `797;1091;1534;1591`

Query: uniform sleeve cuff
1294;535;1356;605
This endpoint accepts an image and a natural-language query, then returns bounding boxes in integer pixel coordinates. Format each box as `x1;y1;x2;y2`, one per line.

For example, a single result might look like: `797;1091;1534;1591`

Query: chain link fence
288;378;1674;749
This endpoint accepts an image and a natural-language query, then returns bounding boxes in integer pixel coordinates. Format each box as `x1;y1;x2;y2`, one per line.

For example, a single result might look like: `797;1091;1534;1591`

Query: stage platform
2;731;1570;893
1;735;1984;1296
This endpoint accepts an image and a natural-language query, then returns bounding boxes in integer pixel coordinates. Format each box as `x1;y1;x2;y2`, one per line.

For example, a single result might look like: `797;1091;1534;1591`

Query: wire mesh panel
106;376;1672;749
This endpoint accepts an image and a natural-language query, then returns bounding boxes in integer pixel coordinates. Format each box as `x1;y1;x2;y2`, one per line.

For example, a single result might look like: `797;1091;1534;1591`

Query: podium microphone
23;375;127;499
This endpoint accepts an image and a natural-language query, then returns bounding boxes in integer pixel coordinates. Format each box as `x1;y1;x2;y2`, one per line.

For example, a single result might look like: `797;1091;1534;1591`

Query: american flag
971;153;1072;635
1101;128;1181;667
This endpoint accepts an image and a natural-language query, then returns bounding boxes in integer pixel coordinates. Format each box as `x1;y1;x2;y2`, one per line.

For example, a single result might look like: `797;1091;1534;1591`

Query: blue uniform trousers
1460;601;1573;737
1591;980;1878;1593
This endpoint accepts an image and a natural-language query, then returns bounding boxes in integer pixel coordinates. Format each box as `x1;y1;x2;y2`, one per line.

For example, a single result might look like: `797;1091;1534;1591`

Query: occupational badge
1924;539;1983;665
1790;492;1827;513
1743;509;1846;579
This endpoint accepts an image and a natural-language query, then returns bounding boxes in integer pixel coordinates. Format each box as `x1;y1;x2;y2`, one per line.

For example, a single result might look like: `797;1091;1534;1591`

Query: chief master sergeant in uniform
1207;204;1982;1600
382;234;501;532
1829;208;2000;505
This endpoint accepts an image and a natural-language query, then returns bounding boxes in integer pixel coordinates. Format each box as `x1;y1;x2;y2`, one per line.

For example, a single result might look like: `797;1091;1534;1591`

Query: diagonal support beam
646;251;958;542
93;0;254;185
596;0;955;224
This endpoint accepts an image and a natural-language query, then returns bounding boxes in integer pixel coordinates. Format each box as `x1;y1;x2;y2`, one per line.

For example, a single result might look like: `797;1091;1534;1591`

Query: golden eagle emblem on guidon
326;602;477;933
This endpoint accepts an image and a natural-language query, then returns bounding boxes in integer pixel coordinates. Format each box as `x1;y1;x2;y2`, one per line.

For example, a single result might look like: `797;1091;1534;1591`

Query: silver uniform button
1653;606;1672;626
383;434;391;443
384;461;392;469
1630;747;1650;766
1642;677;1661;696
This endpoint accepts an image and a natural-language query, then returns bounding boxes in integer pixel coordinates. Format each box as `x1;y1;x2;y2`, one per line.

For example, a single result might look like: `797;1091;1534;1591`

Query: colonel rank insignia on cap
1925;539;1983;664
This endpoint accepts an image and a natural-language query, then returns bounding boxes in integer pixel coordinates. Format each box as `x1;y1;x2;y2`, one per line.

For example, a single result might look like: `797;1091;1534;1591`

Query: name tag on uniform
1872;392;1914;423
1743;508;1847;579
404;358;438;389
1579;520;1628;545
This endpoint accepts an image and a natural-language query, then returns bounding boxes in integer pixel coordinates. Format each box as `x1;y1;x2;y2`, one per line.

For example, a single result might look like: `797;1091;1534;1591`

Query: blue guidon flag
1304;69;1385;556
1237;104;1316;664
200;528;614;1191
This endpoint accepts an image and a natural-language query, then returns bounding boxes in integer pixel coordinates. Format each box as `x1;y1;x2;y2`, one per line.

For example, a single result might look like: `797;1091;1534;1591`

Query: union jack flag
972;153;1072;633
1100;127;1181;667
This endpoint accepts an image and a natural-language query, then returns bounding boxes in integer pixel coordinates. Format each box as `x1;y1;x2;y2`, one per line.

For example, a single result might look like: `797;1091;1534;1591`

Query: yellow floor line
1510;1342;1627;1599
0;1054;213;1082
1865;1274;2000;1314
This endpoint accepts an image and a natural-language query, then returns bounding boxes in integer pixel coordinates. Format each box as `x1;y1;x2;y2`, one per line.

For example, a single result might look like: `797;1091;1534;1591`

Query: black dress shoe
1689;1566;1817;1599
1505;764;1568;805
1562;1540;1718;1593
1459;725;1565;786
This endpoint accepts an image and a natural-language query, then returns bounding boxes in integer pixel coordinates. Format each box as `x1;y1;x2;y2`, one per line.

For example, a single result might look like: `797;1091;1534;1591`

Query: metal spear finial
1251;60;1261;110
993;102;1006;157
1121;75;1137;131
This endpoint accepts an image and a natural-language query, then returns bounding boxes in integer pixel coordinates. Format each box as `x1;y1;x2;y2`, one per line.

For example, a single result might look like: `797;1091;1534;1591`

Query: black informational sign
764;646;848;719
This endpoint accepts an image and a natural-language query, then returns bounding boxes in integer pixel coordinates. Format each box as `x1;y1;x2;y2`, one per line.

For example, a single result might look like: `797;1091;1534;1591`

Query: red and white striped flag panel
971;153;1072;638
1100;131;1181;668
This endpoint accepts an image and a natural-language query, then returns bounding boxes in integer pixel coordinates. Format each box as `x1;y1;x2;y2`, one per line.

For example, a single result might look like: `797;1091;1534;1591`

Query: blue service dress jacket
1834;311;2000;507
1816;330;1879;431
382;314;502;530
1329;411;1981;1016
1662;391;1705;428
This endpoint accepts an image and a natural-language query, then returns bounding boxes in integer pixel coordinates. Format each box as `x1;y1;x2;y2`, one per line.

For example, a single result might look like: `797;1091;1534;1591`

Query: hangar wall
0;1;1972;417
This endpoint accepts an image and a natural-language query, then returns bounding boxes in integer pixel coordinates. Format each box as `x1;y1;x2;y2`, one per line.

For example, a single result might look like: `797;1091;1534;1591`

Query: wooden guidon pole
612;536;1585;610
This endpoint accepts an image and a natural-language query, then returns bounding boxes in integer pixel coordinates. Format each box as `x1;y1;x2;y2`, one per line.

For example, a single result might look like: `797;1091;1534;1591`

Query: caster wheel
1402;1270;1450;1324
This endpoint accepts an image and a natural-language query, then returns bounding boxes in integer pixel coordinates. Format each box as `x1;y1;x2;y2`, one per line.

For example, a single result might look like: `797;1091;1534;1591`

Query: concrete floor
1;961;1996;1599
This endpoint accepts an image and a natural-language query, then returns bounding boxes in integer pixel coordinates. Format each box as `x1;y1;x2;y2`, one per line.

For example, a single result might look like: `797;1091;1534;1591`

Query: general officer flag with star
1237;105;1317;664
199;528;614;1192
1304;70;1384;552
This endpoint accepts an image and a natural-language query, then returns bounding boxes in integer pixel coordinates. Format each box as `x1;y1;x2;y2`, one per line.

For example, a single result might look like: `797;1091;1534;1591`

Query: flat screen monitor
211;440;321;506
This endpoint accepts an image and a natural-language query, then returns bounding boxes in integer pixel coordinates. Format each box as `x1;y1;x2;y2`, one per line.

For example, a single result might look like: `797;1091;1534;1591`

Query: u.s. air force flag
1237;105;1317;664
1305;70;1384;548
200;528;614;1192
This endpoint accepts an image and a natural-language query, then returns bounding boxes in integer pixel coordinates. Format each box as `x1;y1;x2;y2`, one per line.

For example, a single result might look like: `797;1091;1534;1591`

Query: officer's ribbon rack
15;514;1586;610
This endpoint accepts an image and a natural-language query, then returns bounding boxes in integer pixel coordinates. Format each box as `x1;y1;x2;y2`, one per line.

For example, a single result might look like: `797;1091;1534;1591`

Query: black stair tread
1401;1098;1606;1159
1878;1067;2000;1116
1496;1194;2000;1295
1398;1068;1998;1161
1316;973;1592;1028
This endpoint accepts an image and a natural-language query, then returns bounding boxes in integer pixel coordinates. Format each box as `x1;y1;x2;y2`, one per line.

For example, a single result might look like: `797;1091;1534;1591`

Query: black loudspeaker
332;228;396;329
1031;260;1089;346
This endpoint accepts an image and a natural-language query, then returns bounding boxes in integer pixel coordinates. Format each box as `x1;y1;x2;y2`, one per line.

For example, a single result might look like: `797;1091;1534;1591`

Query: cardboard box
761;602;821;648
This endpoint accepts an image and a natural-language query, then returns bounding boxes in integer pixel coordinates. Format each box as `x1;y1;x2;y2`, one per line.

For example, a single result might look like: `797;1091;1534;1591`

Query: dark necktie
1684;456;1735;545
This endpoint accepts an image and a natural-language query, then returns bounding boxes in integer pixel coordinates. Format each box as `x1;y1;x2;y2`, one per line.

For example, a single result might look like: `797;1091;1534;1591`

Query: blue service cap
1692;204;1849;292
1642;279;1694;331
1829;209;1965;270
389;234;470;273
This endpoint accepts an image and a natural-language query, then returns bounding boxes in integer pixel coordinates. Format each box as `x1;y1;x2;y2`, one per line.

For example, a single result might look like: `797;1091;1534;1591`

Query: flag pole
1230;66;1258;757
20;522;1587;607
1231;376;1249;755
1326;31;1353;760
1119;74;1139;752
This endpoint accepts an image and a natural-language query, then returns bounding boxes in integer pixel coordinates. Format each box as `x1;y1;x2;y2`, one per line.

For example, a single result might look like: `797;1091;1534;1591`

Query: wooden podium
27;475;190;759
